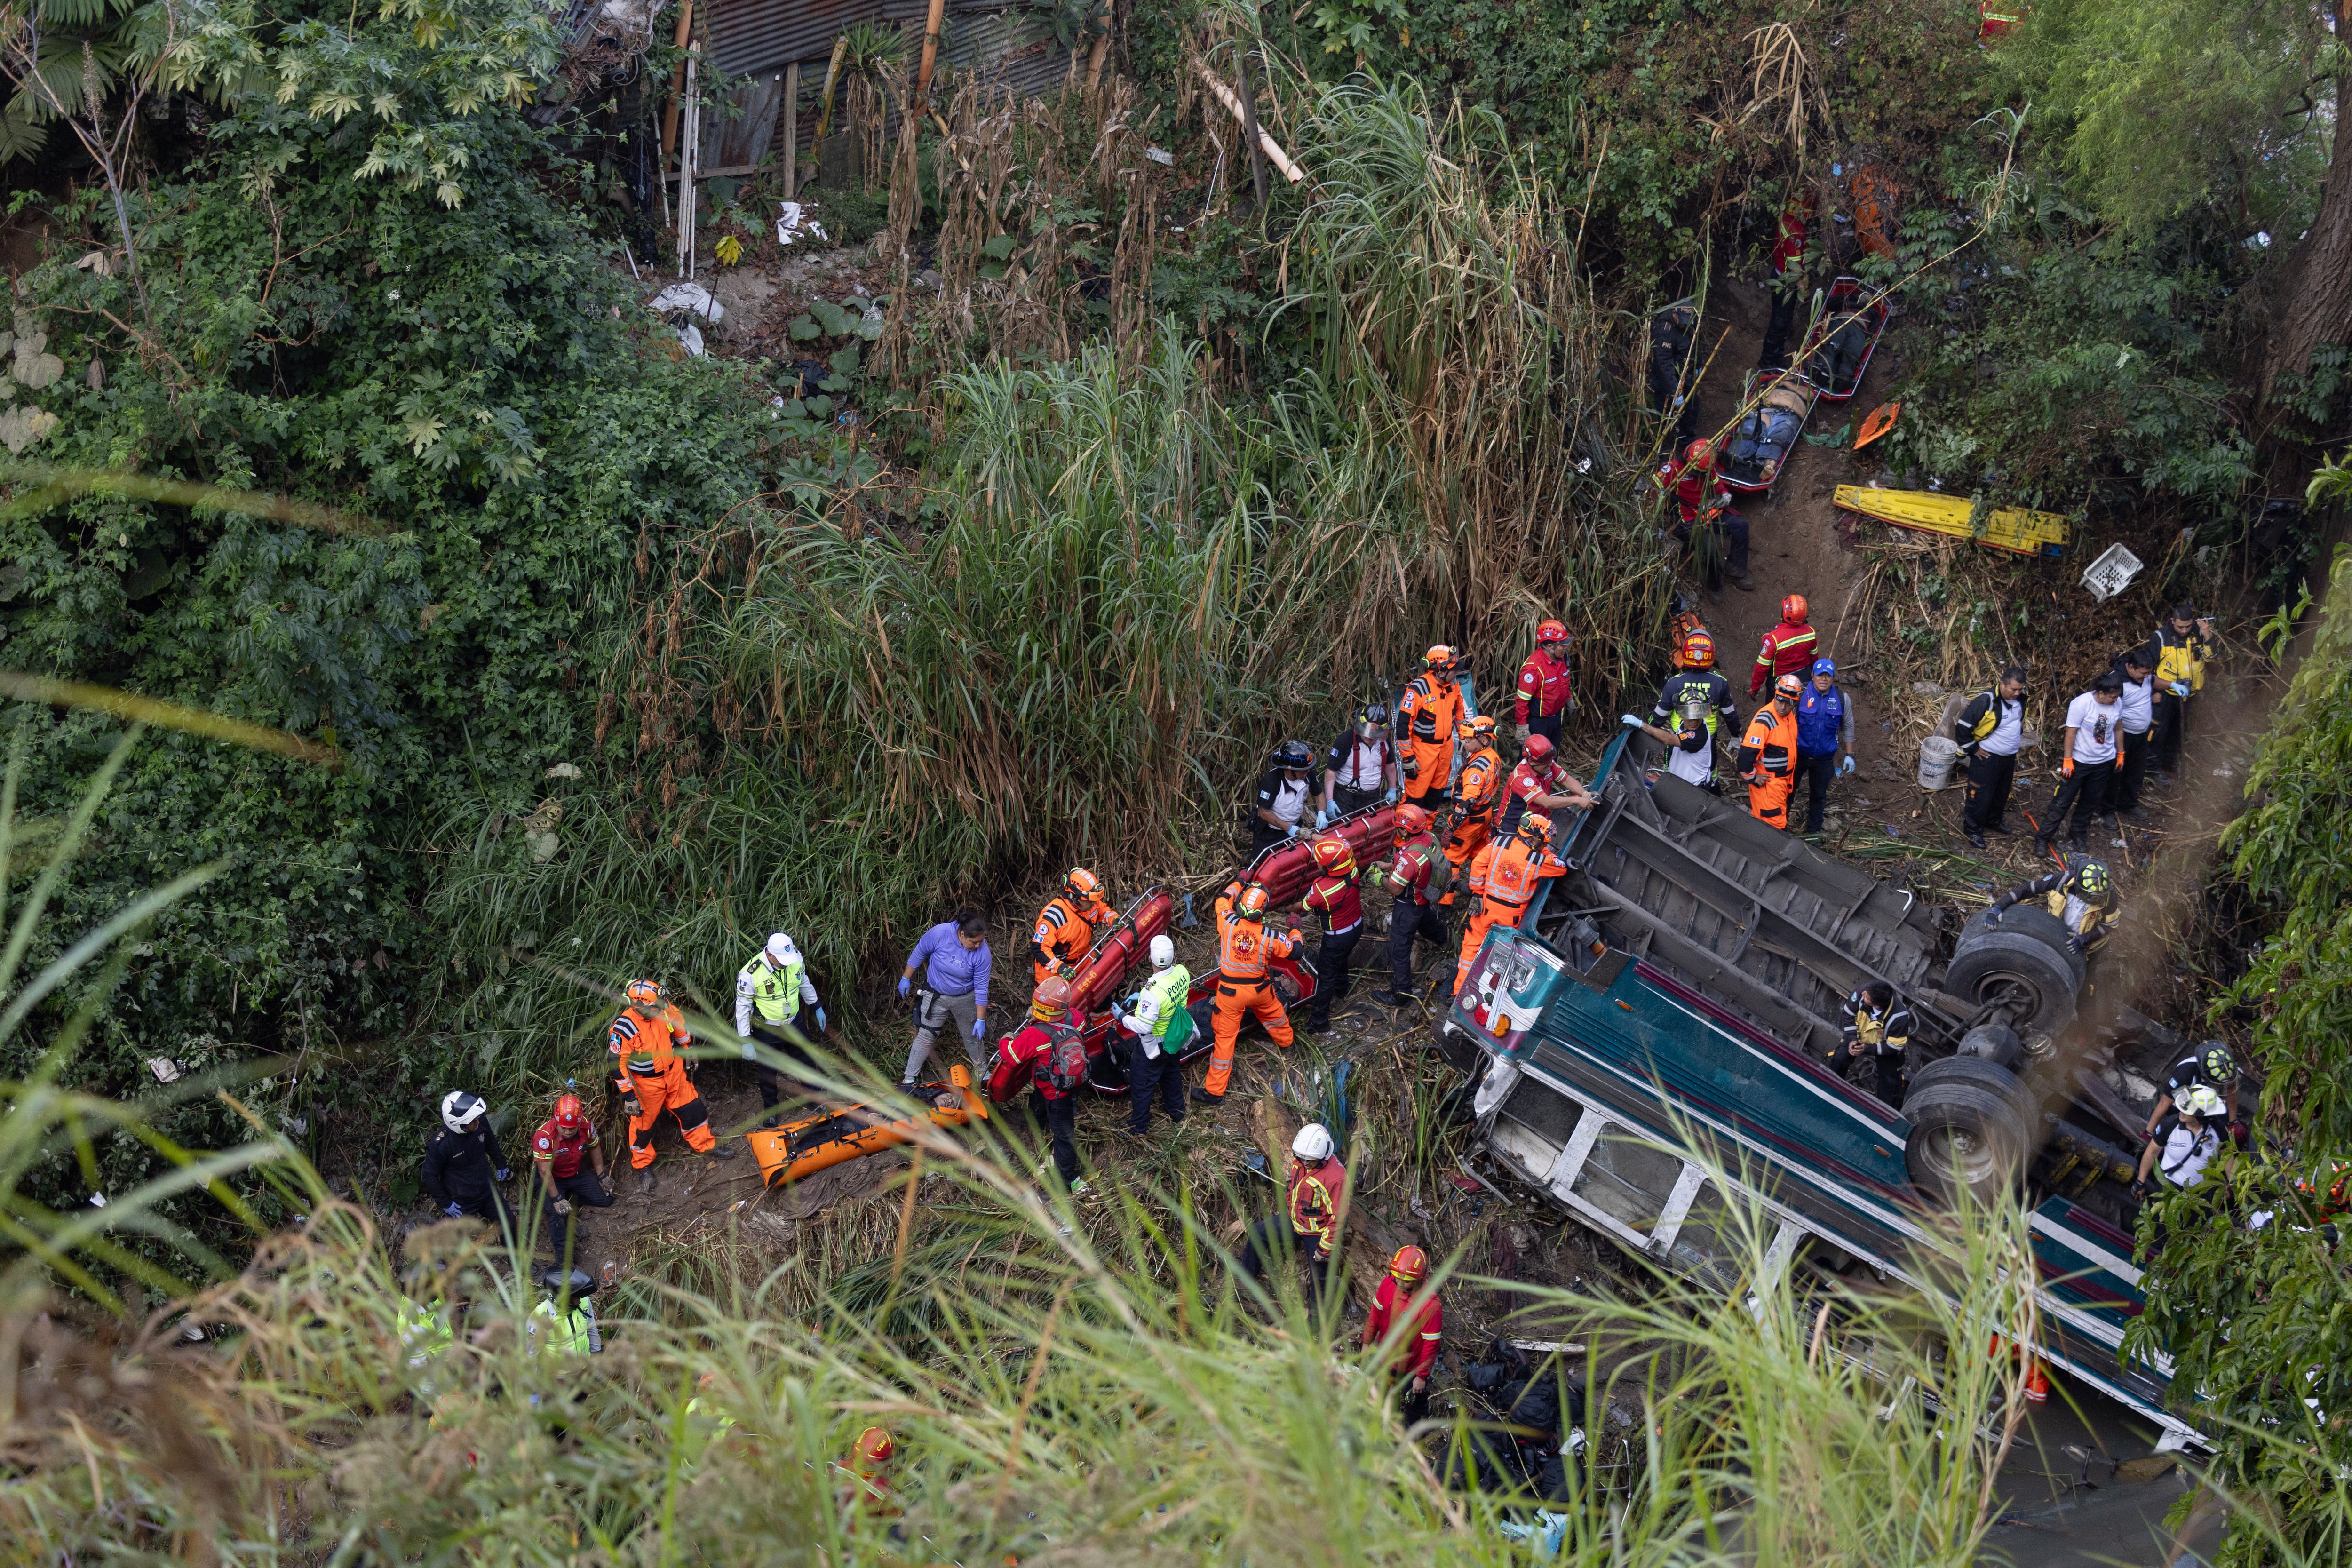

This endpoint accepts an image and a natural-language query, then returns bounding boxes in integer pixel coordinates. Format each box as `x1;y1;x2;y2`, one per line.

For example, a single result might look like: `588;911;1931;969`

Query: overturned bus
1443;727;2191;1447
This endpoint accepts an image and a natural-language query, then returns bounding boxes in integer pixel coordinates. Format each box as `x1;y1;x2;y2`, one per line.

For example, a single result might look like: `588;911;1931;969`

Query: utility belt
1217;971;1271;988
1483;893;1532;915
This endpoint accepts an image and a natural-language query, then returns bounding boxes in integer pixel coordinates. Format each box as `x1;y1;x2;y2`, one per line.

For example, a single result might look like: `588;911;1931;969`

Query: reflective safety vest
1464;842;1497;902
399;1298;453;1372
527;1297;601;1357
1486;836;1565;907
741;949;805;1026
1287;1156;1347;1252
1141;964;1192;1039
1033;894;1108;971
2151;627;2207;696
1218;912;1293;982
2045;889;2116;949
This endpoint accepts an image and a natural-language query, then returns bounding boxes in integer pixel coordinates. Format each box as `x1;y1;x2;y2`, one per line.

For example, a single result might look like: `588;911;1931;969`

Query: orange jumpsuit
610;1003;715;1169
1030;891;1113;984
1739;702;1801;831
1395;674;1465;807
1439;743;1504;904
1453;833;1565;994
1204;910;1299;1098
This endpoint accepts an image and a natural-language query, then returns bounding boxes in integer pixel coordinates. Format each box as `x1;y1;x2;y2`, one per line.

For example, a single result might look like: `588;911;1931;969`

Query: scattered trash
2079;542;2145;603
647;281;723;322
674;321;704;358
775;201;828;247
1883;823;1903;838
280;1114;309;1138
1144;145;1174;166
87;1192;107;1209
147;1056;181;1084
1911;681;1946;696
545;762;581;780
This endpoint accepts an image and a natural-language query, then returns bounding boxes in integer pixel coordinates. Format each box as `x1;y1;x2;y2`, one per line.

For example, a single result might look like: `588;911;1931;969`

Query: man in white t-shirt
2104;645;2156;825
1622;712;1717;791
2131;1083;2225;1198
2036;670;2123;853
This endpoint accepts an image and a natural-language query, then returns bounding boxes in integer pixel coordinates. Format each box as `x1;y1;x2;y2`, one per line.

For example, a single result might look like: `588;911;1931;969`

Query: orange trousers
623;1061;715;1169
1203;979;1293;1097
1402;739;1454;804
1454;896;1529;994
1438;818;1491;905
1747;771;1794;831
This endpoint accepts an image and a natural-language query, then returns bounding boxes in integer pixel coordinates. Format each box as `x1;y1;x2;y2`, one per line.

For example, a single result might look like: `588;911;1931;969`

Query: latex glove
1384;786;1399;804
2169;681;2190;698
815;1006;829;1032
972;1017;987;1040
1314;804;1334;829
897;974;912;999
1838;755;1856;777
739;1034;758;1060
1621;713;1642;728
444;1201;464;1218
495;1168;511;1183
1287;821;1303;837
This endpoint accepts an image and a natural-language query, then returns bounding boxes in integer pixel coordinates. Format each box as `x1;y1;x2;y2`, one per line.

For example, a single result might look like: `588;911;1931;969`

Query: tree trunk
2273;70;2352;390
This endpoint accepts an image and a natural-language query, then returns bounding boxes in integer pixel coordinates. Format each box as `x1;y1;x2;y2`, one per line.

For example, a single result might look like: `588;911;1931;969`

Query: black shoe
1965;828;1986;848
711;1141;741;1160
1985;821;2015;836
2031;836;2054;854
2122;806;2150;823
1189;1086;1223;1106
1733;573;1757;592
2069;837;2089;853
1369;989;1414;1007
1303;1018;1333;1035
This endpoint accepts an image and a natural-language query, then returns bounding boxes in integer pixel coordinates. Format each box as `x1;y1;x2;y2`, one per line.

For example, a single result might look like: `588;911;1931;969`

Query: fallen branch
1189;56;1306;185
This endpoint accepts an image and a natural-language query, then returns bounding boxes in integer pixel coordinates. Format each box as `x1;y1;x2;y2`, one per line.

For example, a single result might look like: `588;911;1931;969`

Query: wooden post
659;0;696;171
1235;46;1269;213
1085;31;1110;90
916;0;947;99
780;61;800;196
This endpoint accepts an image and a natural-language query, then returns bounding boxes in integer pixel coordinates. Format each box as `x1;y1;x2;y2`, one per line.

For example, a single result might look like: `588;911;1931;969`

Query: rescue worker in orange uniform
1750;593;1819;697
609;978;737;1194
1453;811;1565;995
1030;867;1114;984
1513;620;1575;749
1363;1244;1442;1427
1196;883;1301;1103
1738;675;1804;831
1439;714;1505;907
1395;645;1468;810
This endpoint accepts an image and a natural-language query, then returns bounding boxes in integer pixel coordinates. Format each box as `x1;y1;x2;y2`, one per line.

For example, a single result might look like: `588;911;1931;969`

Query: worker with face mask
1251;741;1326;856
1114;934;1194;1134
1325;701;1399;816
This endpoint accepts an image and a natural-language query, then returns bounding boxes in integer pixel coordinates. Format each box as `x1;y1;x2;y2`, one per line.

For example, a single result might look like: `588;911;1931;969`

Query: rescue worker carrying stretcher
1439;715;1505;907
610;978;736;1194
1513;620;1575;749
1986;856;2117;956
1737;675;1803;830
1371;803;1448;1007
1454;811;1565;995
1396;646;1468;810
1301;835;1364;1034
1031;868;1115;984
1196;884;1301;1102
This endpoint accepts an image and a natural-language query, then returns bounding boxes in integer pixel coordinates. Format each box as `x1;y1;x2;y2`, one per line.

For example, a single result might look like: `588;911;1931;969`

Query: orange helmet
1065;868;1103;901
1423;645;1459;672
1032;976;1073;1019
1536;619;1568;646
1775;672;1804;700
1387;1244;1429;1285
1682;629;1716;669
854;1426;895;1464
1522;732;1556;762
1237;884;1271;920
625;978;664;1009
553;1093;586;1130
1466;714;1497;741
1396;803;1433;834
1311;836;1357;876
1519;812;1553;841
1780;593;1808;623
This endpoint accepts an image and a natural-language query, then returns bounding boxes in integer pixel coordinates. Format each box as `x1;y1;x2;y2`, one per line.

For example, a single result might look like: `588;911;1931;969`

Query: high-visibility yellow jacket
2148;626;2208;696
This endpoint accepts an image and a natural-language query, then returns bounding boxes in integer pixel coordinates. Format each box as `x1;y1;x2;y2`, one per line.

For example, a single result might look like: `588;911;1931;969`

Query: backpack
1042;1020;1089;1093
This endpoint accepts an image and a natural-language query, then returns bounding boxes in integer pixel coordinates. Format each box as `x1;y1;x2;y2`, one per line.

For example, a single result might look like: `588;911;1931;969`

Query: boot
635;1169;657;1196
1965;828;1986;849
1733;573;1757;591
711;1141;740;1160
1189;1086;1223;1106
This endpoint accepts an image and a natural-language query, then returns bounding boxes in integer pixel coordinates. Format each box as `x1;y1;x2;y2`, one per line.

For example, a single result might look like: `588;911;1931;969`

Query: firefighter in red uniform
1198;885;1301;1102
610;979;736;1194
1760;186;1814;370
1454;811;1566;995
998;976;1088;1190
1658;439;1755;592
1750;593;1820;697
1513;619;1575;748
837;1426;898;1519
1439;714;1504;907
1496;732;1596;838
1363;1244;1442;1426
1301;835;1364;1034
1371;803;1447;1007
1395;646;1468;810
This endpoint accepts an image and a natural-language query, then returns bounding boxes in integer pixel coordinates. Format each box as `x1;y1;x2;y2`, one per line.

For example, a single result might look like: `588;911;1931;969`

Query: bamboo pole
1085;31;1110;90
916;0;947;99
781;61;800;195
1235;46;1268;211
1189;56;1305;184
815;33;849;139
677;46;699;278
659;0;696;170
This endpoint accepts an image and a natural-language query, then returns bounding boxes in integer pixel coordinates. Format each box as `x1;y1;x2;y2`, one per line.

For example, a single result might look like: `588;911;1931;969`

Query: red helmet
1775;672;1804;700
854;1426;895;1464
1311;836;1356;876
1521;732;1556;762
1387;1244;1429;1285
1396;803;1433;833
625;978;664;1010
1780;593;1809;623
1237;884;1271;919
1682;629;1716;669
1536;619;1568;646
1032;976;1073;1018
553;1093;586;1130
1683;438;1714;464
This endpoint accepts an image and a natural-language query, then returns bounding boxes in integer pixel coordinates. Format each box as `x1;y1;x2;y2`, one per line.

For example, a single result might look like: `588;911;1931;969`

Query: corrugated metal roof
706;0;1075;87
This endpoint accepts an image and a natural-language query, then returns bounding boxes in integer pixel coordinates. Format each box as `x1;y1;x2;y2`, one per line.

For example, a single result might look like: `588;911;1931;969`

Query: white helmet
2179;1084;2227;1121
1149;934;1175;970
441;1090;487;1135
766;931;798;963
1292;1122;1334;1162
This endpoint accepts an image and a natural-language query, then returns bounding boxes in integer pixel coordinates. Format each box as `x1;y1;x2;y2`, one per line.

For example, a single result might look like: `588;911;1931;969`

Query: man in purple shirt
898;908;993;1085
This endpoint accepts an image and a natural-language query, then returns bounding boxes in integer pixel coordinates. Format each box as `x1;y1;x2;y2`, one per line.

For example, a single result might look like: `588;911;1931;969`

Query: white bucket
1917;735;1960;790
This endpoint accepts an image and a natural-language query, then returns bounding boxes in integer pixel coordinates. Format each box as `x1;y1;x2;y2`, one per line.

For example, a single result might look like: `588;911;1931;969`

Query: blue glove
897;975;912;999
495;1168;511;1183
739;1034;758;1060
815;1006;829;1032
444;1201;464;1218
1838;756;1856;777
1621;713;1642;728
1287;821;1303;837
1384;786;1399;804
1314;804;1334;829
973;1017;987;1040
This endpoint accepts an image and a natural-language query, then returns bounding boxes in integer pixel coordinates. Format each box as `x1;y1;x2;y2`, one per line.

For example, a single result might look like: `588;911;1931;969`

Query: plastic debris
147;1056;181;1084
2079;542;2145;603
647;281;723;322
775;201;829;247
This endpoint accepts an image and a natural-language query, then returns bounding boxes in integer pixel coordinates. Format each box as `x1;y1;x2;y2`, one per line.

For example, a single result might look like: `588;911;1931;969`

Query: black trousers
1250;820;1300;857
543;1168;614;1261
2109;728;2150;814
748;1022;814;1124
2042;759;2114;845
2151;692;2189;773
1031;1090;1081;1185
1522;711;1564;749
449;1188;522;1252
1332;782;1385;815
1125;1040;1186;1132
1761;280;1801;369
1672;509;1751;580
1796;751;1837;833
1238;1216;1335;1303
1840;1048;1906;1107
1962;749;2017;832
1309;928;1361;1027
1388;899;1449;995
